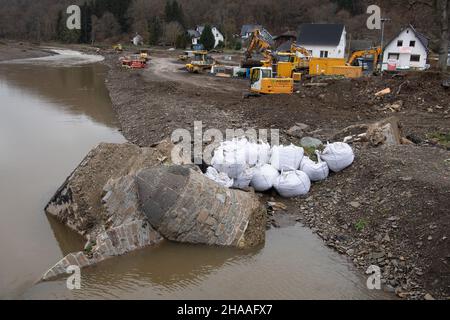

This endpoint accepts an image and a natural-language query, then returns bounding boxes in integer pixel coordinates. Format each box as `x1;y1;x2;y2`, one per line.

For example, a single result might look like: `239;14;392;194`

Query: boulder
137;166;266;248
287;123;310;138
300;137;323;148
42;142;170;280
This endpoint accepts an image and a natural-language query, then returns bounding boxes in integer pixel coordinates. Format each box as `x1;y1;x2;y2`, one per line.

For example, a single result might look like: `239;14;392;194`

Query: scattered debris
375;88;391;97
337;117;413;147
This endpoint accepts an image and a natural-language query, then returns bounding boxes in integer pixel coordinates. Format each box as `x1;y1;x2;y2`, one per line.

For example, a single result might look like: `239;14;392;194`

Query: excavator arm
242;29;274;68
290;43;311;59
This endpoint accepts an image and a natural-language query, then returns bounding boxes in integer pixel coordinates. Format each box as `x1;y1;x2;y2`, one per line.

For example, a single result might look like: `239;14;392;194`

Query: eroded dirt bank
102;48;449;299
0;41;55;62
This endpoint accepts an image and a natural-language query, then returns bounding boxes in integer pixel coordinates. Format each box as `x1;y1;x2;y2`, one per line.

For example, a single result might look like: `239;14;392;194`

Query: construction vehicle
243;29;304;80
249;67;294;94
113;44;123;52
242;28;274;68
309;57;363;78
120;54;146;69
307;47;381;78
185;50;215;73
289;43;312;71
139;49;150;62
347;46;382;73
273;43;312;80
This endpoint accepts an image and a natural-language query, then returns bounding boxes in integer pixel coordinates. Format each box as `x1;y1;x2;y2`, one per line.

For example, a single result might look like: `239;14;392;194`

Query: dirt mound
296;144;450;299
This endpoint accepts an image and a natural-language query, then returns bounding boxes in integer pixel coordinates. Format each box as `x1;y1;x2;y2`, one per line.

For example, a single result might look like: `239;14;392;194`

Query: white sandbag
270;144;304;171
246;142;271;166
233;166;254;189
320;142;354;172
205;167;234;188
251;164;280;192
273;170;311;198
300;151;329;182
211;139;247;179
257;142;271;165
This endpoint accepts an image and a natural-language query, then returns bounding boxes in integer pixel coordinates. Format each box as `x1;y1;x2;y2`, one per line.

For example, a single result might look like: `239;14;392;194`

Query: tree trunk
438;0;449;72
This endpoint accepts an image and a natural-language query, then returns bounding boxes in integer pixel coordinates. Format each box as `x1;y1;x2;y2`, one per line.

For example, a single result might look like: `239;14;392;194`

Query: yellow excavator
347;46;382;72
249;67;294;95
242;30;294;94
185;50;215;73
242;29;274;68
274;43;312;80
243;30;310;81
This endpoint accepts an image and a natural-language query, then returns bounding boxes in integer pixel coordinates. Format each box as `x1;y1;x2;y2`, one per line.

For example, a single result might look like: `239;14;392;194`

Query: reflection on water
0;62;125;298
23;225;392;300
1;64;117;126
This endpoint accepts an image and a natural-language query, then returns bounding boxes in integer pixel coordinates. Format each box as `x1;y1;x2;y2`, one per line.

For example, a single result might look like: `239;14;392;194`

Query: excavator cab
250;67;294;94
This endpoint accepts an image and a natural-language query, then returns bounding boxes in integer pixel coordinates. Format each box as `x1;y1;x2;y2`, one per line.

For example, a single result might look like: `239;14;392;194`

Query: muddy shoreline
0;41;56;62
100;48;449;300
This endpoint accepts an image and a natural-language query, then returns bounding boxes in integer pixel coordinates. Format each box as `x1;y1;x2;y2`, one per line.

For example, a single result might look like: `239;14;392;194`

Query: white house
187;29;201;45
382;25;429;71
297;24;346;59
132;33;144;46
195;25;224;48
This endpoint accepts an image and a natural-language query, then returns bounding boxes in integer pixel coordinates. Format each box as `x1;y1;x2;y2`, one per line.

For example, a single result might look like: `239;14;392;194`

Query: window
410;54;421;62
250;69;260;84
388;53;400;60
261;69;272;78
397;40;403;47
276;55;291;62
320;50;328;58
410;41;416;47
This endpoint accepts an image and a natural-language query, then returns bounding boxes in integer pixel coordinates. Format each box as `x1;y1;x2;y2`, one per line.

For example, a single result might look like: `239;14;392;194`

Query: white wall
302;28;346;59
382;28;428;71
212;27;224;48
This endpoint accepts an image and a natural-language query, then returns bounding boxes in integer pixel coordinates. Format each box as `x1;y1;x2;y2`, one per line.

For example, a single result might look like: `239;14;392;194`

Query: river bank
0;40;55;62
100;47;449;300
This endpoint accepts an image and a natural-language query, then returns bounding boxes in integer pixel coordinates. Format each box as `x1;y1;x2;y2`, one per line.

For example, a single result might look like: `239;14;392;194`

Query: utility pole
380;17;391;74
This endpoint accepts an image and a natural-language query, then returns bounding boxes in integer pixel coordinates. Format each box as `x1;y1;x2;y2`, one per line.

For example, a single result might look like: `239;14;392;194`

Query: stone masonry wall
137;166;266;248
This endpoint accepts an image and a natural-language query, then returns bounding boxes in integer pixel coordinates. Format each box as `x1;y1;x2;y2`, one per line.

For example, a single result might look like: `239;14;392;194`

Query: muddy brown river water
0;52;393;300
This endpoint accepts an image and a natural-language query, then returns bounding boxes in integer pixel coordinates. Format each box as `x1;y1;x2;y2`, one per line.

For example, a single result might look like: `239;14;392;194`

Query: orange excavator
241;28;274;68
347;46;382;72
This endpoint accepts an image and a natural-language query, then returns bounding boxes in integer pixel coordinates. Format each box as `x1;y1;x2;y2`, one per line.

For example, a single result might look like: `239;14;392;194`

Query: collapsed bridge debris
42;142;265;281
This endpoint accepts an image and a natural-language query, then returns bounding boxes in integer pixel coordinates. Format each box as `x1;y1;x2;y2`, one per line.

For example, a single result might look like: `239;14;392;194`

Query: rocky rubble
42;142;265;280
292;145;450;300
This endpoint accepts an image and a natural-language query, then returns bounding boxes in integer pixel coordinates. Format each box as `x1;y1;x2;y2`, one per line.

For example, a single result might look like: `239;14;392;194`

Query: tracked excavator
347;46;382;73
242;29;310;80
242;29;294;94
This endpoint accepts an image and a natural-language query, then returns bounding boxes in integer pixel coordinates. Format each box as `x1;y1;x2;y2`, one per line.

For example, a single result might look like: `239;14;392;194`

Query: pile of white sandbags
204;138;355;198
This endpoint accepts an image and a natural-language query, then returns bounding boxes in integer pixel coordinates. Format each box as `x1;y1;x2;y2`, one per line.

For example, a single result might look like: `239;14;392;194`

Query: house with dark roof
187;29;201;46
274;31;297;49
382;25;429;71
240;24;263;39
297;23;346;59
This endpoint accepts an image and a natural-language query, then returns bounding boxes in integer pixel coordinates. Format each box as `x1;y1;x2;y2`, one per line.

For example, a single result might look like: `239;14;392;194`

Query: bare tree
437;0;449;71
164;21;183;46
92;12;121;43
127;0;153;42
